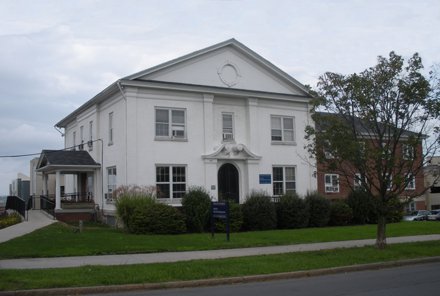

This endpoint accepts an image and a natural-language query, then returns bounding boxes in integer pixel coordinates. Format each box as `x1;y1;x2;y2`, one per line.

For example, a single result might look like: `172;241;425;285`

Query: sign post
211;201;230;241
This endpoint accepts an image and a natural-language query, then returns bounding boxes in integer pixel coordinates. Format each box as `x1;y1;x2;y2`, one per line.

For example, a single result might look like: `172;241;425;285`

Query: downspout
116;80;128;186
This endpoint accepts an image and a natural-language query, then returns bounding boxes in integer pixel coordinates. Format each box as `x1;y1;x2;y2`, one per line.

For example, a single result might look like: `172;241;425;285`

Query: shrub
329;201;353;226
276;193;309;229
114;185;156;230
0;212;22;229
182;186;212;233
346;189;375;224
385;196;404;223
129;203;186;234
215;202;243;232
305;192;330;227
242;191;277;231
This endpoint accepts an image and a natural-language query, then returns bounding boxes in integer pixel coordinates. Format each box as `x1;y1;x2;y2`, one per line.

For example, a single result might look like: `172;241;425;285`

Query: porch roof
36;150;101;173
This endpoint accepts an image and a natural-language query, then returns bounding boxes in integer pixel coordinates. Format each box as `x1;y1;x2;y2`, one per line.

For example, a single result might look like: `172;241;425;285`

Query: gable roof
124;38;311;94
36;150;101;173
56;39;313;128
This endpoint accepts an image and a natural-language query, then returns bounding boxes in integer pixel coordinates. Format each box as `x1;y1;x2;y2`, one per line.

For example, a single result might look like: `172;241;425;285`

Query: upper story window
271;115;295;143
72;131;76;151
109;112;114;145
88;121;93;151
325;174;339;193
273;166;296;196
222;113;234;142
403;144;415;160
79;125;84;150
155;108;186;140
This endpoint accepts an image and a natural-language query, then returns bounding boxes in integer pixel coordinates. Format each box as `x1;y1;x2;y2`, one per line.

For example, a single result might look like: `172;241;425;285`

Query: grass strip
1;221;439;259
1;240;440;291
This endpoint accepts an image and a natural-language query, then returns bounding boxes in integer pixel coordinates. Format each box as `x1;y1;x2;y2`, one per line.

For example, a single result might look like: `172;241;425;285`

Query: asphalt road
87;262;440;296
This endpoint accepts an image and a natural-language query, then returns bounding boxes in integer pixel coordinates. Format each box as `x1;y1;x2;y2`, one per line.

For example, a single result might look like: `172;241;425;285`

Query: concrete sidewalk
0;210;56;244
1;234;439;270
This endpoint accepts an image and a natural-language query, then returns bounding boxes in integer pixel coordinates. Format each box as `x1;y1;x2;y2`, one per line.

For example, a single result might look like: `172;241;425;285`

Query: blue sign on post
211;201;230;241
259;174;272;184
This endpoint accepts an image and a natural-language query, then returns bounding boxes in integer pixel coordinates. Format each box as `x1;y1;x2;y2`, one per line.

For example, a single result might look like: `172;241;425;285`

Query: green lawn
0;221;439;259
1;240;440;291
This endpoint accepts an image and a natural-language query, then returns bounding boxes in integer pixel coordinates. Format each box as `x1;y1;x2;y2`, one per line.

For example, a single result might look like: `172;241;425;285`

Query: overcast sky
0;0;439;195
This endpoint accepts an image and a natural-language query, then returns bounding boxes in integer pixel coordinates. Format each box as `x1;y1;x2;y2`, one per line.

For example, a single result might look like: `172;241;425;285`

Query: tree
305;52;440;249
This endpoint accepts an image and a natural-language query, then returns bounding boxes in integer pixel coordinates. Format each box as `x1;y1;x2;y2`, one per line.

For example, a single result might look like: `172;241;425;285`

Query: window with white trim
107;166;117;199
222;113;234;141
403;144;415;160
271;115;295;142
88;121;93;151
325;174;339;193
405;173;416;190
155;108;186;139
354;173;362;189
272;166;296;196
72;131;76;151
109;112;114;145
79;125;84;150
156;165;186;199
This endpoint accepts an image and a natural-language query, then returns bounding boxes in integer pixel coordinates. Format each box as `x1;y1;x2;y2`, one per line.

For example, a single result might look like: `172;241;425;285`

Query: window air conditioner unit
172;130;184;138
223;132;233;141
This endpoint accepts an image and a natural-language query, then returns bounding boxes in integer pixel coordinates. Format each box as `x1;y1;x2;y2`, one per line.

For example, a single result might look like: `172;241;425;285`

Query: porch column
55;171;61;210
42;173;48;196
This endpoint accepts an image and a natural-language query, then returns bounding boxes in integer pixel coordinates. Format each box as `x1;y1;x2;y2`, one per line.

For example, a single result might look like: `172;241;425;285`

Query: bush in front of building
129;203;186;234
329;200;353;226
346;189;376;224
242;191;277;231
182;186;212;233
214;201;243;232
0;211;22;229
276;193;309;229
305;192;331;227
114;185;157;230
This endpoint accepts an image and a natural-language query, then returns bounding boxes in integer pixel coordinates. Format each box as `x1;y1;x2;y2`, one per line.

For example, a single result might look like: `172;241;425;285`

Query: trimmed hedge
305;192;330;227
215;202;243;232
182;186;212;233
346;189;375;224
276;193;309;229
129;203;186;234
242;191;277;231
329;201;353;226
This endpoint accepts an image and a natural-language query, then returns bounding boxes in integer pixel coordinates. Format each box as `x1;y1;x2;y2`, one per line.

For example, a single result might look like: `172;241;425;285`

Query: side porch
35;150;101;222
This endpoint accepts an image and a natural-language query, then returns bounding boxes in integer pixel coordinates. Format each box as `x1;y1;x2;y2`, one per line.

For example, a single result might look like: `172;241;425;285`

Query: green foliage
215;202;243;232
346;189;376;224
114;186;156;230
0;212;22;229
129;203;186;234
182;186;212;233
305;192;330;227
242;191;277;231
329;201;353;226
276;193;309;229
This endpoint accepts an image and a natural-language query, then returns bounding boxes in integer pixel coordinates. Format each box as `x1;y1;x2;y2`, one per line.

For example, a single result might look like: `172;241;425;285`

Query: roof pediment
36;150;101;173
125;39;312;97
202;143;261;160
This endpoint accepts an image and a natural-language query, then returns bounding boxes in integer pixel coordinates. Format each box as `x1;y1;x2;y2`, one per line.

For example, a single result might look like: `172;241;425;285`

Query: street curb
1;256;440;296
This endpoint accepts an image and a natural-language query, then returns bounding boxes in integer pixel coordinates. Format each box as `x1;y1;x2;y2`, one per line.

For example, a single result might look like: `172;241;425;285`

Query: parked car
427;210;440;221
403;210;431;221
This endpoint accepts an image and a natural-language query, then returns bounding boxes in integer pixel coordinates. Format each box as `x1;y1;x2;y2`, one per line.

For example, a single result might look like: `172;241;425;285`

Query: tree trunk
376;214;387;249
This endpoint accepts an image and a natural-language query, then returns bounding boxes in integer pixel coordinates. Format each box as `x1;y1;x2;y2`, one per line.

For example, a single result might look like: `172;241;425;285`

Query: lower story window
325;174;339;193
273;166;296;196
107;166;117;199
156;165;186;199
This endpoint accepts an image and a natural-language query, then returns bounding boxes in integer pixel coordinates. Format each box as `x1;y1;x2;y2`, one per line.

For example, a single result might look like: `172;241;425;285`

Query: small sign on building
259;174;271;184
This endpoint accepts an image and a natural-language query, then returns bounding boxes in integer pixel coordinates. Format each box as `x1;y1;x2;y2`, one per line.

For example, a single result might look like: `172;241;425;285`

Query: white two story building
38;39;316;221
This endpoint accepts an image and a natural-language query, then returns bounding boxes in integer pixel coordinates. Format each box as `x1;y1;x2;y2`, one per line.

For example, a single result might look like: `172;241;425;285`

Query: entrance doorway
218;163;239;203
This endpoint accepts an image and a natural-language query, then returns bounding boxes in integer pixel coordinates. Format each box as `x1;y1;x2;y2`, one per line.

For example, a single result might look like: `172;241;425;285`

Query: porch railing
61;192;94;203
40;195;55;217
